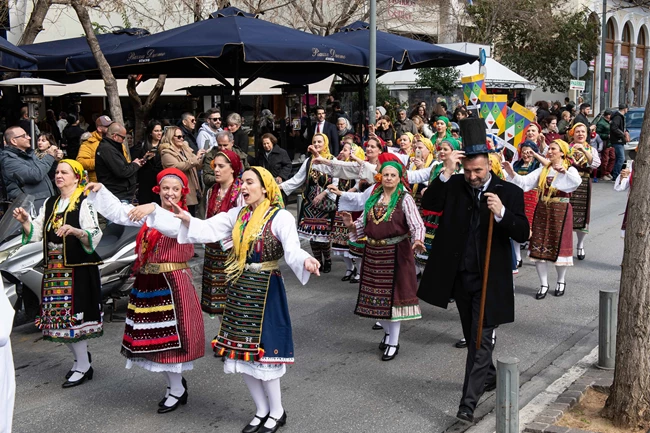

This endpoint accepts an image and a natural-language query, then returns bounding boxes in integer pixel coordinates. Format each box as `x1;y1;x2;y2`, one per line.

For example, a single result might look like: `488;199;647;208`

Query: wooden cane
476;215;494;350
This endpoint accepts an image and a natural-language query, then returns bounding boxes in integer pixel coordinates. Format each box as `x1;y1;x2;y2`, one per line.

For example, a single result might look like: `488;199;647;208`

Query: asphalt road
9;181;628;433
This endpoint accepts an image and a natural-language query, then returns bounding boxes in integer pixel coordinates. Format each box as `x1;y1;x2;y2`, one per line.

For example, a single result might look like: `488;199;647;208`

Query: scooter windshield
0;193;35;244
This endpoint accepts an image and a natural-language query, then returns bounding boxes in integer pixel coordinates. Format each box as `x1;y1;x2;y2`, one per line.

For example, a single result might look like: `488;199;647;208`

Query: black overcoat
417;172;529;326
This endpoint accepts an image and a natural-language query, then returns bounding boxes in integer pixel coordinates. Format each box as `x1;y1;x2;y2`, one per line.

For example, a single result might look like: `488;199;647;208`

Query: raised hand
169;199;191;226
340;211;354;229
12;207;30;223
501;160;515;178
127;203;156;222
84;183;104;193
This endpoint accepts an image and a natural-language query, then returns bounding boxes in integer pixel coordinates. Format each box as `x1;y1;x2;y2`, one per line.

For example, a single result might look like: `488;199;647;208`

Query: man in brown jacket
76;115;111;182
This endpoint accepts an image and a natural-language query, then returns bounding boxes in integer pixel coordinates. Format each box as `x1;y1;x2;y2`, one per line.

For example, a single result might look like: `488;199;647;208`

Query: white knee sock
343;256;354;272
513;241;522;262
67;341;90;382
261;378;284;428
386;322;401;356
576;231;587;250
556;266;568;284
163;370;171;398
242;373;270;426
65;343;77;372
535;262;549;287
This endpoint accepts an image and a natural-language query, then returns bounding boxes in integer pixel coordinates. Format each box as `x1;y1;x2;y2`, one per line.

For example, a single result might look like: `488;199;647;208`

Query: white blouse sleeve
177;206;242;244
79;199;102;253
339;187;374;212
407;164;435;185
402;194;425;242
553;166;583;193
314;159;377;183
614;174;630;191
279;159;309;196
590;147;601;169
271;209;313;285
87;187;143;227
25;201;47;244
144;204;184;238
505;167;543;192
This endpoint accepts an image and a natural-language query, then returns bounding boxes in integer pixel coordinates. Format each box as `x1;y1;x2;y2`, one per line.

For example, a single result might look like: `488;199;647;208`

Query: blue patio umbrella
64;8;394;91
328;21;477;69
0;37;37;71
21;28;149;80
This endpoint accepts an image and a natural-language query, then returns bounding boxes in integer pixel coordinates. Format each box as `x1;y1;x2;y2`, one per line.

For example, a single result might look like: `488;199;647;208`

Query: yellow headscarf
349;143;366;161
537;139;572;200
414;135;435;166
488;153;505;180
58;159;88;212
225;167;285;282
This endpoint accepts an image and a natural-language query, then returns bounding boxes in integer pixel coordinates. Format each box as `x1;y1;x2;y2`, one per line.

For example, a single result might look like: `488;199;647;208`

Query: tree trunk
602;96;650;427
127;74;167;144
17;0;52;45
70;0;124;125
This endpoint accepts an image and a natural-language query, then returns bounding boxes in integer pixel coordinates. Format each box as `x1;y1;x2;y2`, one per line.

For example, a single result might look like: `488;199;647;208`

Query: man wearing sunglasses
197;108;222;151
95;122;145;202
0;126;60;209
179;112;199;153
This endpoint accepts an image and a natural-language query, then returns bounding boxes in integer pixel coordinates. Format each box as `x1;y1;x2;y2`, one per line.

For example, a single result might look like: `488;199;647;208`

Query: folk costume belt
140;262;189;274
244;260;280;272
366;233;409;246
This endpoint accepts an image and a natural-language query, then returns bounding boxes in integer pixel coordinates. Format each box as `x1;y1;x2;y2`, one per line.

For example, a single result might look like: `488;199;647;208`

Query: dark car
625;107;644;159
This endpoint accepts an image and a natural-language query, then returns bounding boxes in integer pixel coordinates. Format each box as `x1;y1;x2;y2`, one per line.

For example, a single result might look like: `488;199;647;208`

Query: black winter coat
417;172;529;326
609;112;626;144
95;137;140;201
257;145;292;181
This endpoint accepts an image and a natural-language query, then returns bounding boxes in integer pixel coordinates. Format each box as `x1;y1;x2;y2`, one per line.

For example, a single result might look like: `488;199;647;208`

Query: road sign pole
600;0;608;111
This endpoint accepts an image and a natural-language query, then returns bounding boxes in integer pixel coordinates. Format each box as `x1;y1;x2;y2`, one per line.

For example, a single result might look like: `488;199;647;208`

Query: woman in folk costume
416;137;462;270
511;140;547;267
341;160;426;362
172;167;320;433
201;149;245;316
86;168;205;413
431;115;453;149
521;122;548;155
330;138;365;282
567;123;600;260
408;135;436;205
280;133;337;273
503;140;582;299
13;159;103;388
614;160;633;238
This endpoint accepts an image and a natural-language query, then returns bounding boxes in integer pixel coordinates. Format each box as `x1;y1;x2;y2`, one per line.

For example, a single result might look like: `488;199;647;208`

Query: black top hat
459;118;491;155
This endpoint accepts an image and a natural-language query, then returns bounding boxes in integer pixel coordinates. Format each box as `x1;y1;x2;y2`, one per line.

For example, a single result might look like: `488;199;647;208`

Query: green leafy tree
414;67;460;96
464;0;599;92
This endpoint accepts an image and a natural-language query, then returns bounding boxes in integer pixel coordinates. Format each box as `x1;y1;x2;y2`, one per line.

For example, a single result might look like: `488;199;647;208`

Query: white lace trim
125;358;193;373
528;253;573;266
223;359;286;381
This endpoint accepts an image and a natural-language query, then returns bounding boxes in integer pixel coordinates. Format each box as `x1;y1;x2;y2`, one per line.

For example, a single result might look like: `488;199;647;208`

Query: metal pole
496;357;519;433
28;102;36;149
577;43;581;79
369;0;377;125
600;0;608;111
598;289;618;369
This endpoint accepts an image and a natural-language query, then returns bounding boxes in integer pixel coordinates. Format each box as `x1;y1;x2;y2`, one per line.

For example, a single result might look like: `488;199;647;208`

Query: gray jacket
0;146;55;208
196;123;220;150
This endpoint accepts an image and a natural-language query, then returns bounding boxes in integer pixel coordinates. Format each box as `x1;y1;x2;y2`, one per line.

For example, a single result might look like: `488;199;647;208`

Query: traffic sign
479;48;487;66
570;79;585;90
570;60;588;78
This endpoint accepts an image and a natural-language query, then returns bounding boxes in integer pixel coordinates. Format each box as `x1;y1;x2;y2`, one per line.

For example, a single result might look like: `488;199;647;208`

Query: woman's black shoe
381;344;400;361
536;285;549;300
372;322;383;330
577;248;585;260
342;267;356;281
517;260;523;268
259;411;287;433
62;367;94;388
555;282;566;297
159;377;188;407
350;271;360;283
66;351;92;380
378;333;390;351
322;260;332;273
242;414;269;433
157;390;188;414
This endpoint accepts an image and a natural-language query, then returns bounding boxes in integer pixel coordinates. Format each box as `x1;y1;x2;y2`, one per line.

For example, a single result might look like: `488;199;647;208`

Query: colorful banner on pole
479;94;508;135
502;102;536;147
461;74;487;109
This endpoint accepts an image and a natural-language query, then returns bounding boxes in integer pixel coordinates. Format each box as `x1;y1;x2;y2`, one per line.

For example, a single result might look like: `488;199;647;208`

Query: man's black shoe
456;410;474;423
454;338;468;348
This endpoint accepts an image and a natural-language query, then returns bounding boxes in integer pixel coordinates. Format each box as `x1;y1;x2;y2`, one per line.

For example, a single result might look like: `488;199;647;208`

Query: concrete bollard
496;357;519;433
597;289;618;370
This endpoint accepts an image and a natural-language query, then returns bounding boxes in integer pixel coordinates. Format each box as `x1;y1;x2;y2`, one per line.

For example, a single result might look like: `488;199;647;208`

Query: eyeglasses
114;133;126;140
208;117;221;121
13;133;27;140
174;134;185;139
189;119;196;123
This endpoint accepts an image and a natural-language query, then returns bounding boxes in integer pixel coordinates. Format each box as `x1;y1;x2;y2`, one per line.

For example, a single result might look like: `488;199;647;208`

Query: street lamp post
369;0;377;125
600;0;607;111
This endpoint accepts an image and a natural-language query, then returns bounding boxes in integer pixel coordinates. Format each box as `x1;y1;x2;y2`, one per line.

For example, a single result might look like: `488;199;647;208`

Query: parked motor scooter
0;192;139;321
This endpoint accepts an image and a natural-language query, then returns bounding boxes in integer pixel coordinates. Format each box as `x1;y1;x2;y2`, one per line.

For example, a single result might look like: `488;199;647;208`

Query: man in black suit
307;105;339;155
418;118;529;423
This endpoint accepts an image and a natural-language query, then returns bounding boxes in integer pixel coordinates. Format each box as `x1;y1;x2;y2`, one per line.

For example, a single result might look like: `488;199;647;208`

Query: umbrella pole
476;216;494;350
